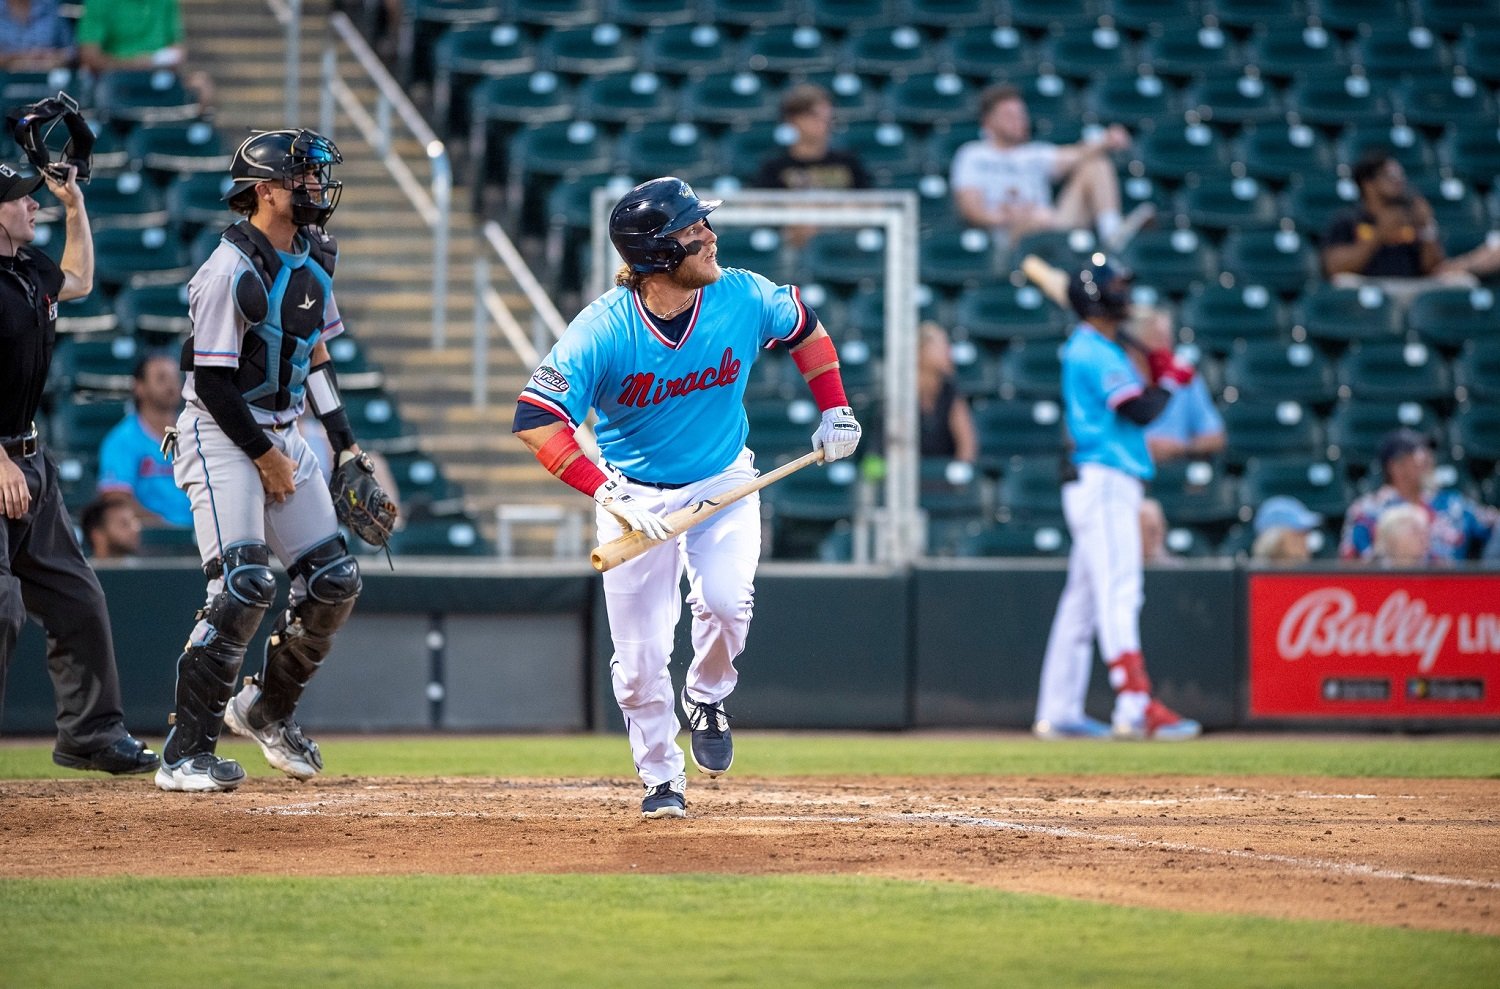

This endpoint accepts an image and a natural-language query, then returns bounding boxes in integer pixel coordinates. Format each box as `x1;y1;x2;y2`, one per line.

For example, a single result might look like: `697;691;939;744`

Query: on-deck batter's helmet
1067;256;1133;322
223;128;343;226
609;176;722;274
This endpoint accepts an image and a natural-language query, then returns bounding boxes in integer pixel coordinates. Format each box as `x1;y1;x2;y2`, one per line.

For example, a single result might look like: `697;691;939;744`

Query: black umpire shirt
0;247;63;437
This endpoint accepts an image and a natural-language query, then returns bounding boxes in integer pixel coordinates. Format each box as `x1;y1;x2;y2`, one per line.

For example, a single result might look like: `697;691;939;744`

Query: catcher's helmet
609;176;721;274
224;128;343;226
1067;256;1133;322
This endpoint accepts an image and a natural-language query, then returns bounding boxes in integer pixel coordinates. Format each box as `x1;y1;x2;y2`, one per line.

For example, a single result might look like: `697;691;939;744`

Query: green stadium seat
1411;174;1489;230
82;171;170;231
1187;71;1282;128
124;120;229;181
905;0;999;29
1286;173;1359;234
955;520;1070;558
432;24;537;136
1406;285;1500;351
188;226;223;268
133;525;199;559
1179;282;1289;353
383;451;464;516
1220;226;1319;298
1288;71;1395;130
997;338;1064;400
50;397;130;451
506;120;614;233
746;397;820;460
1441;122;1500;189
1118;166;1176;218
1139;20;1241;82
973;397;1066;469
919;457;987;521
887;168;962;231
1180;171;1280;233
763;456;857;527
1454;338;1500;404
801;70;883;118
700;0;797;29
1008;0;1105;32
1150;458;1243;527
1439;221;1494;258
397;0;506;86
1011;227;1101;275
681;71;781;129
997;453;1065;519
1217;398;1325;467
1244;20;1348;82
49;335;141;397
92;227;192;292
711;224;790;284
344;390;419;455
54;453;98;515
739;25;840;76
1039;21;1138;82
539;23;638;77
1132;118;1232;184
1338;340;1454;409
1237;120;1336;186
114;284;191;342
56;294;120;336
1354;24;1452;77
324;335;385;391
1415;0;1500;35
1119;227;1218;298
576;71;678;129
1221;339;1337;406
953;282;1068;347
806;0;905;29
0;67;77;106
640;23;738;80
1011;73;1085;133
1455;27;1500;84
1293;283;1403;347
389;514;493;556
1337;123;1438;178
799;228;888;292
1326;399;1443;471
919;225;998;292
949;339;1000;396
837;120;927;177
166;172;235;233
468;70;574;201
541;170;614;297
1316;0;1406;35
1088;71;1181;128
93;69;200;125
604;0;695;28
945;24;1039;82
845;25;938;78
1241;456;1354;520
882;72;979;130
1451;402;1500;465
1111;0;1206;34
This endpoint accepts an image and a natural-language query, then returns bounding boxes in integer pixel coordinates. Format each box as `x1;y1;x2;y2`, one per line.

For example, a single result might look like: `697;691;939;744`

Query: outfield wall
4;562;1496;735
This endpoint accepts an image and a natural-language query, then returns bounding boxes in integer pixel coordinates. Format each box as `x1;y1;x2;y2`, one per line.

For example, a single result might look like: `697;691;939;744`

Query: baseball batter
157;129;389;791
513;177;861;818
1034;257;1201;741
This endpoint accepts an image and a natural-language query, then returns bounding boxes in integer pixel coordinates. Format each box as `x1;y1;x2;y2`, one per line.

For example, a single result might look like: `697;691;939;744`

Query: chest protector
183;220;338;412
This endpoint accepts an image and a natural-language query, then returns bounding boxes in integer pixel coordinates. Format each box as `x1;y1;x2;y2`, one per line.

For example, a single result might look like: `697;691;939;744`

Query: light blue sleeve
96;421;137;490
734;268;812;349
518;312;612;427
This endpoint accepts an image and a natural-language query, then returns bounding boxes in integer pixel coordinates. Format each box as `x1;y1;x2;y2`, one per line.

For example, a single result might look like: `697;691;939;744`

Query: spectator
75;0;215;107
753;83;871;250
97;352;193;529
1139;496;1180;566
1251;495;1322;564
917;321;978;465
1132;306;1225;466
950;83;1152;251
1372;503;1431;568
1339;428;1497;563
80;492;141;559
0;0;75;70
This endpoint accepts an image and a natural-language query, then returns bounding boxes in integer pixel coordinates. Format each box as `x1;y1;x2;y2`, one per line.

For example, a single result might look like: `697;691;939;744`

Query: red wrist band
536;429;580;473
793;336;848;410
560;456;608;497
537;430;608;496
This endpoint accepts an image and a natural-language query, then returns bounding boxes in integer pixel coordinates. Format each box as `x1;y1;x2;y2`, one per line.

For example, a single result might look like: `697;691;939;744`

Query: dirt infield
3;773;1496;936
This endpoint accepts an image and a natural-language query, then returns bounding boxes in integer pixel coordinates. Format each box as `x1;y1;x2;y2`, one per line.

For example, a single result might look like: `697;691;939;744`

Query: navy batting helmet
1067;256;1133;321
224;128;343;226
609;176;721;274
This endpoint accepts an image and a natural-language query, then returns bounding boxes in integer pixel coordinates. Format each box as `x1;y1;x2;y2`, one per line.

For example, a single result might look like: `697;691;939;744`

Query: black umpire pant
0;445;126;752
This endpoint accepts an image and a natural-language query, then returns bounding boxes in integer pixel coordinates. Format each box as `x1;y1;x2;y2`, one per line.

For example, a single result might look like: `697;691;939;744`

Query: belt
0;424;39;458
623;473;690;490
267;420;296;432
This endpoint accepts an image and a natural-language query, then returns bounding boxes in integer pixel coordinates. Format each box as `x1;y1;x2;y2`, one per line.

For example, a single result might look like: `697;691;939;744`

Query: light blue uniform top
97;413;194;527
1144;375;1224;446
1062;322;1155;481
519;268;811;484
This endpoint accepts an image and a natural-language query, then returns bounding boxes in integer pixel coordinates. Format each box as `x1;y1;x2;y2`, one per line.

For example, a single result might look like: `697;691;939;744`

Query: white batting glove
812;406;862;462
594;478;673;541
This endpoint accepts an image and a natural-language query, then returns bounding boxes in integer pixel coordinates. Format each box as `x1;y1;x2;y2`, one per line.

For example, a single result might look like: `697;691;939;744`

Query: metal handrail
319;11;451;349
471;220;569;407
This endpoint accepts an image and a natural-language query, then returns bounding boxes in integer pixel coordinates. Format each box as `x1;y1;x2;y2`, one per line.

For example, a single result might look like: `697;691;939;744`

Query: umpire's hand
254;447;298;504
0;454;30;518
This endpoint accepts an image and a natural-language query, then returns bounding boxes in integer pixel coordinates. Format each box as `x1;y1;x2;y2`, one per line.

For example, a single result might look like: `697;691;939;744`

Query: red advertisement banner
1248;573;1500;719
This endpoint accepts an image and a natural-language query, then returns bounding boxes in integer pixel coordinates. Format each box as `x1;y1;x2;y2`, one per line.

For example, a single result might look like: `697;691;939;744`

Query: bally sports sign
1248;574;1500;718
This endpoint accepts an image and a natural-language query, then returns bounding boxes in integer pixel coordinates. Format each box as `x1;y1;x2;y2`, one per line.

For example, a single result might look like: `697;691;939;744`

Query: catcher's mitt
331;451;397;548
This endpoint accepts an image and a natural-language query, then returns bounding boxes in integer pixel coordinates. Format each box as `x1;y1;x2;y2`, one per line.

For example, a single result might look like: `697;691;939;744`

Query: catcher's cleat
155;753;246;792
224;679;324;779
1032;717;1112;741
641;775;687;819
682;690;733;777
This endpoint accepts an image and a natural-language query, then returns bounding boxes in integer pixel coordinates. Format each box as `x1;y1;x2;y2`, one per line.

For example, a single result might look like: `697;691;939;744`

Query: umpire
0;158;159;774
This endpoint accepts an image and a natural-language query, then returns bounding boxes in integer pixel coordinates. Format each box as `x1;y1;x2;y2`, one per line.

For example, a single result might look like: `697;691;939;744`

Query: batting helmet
223;128;343;226
1067;256;1133;322
609;176;721;274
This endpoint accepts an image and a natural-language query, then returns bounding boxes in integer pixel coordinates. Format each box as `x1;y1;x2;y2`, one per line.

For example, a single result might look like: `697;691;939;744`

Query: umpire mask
6;91;95;183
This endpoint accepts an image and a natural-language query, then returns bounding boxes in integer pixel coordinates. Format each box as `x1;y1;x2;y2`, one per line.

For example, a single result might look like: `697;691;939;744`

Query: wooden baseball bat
1021;252;1152;354
590;449;825;573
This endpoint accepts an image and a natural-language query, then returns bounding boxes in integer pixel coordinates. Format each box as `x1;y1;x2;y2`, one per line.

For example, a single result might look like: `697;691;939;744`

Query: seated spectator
1132;306;1226;466
1252;495;1322;564
1339;428;1497;564
0;0;75;70
97;353;193;529
1372;503;1431;568
753;83;871;250
76;0;215;107
917;321;978;466
1321;151;1489;303
80;492;142;560
950;83;1152;252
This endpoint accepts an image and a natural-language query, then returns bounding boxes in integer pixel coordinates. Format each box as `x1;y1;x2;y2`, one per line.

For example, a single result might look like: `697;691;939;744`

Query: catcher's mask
6;91;95;183
609;176;721;274
224;128;343;226
1068;255;1134;322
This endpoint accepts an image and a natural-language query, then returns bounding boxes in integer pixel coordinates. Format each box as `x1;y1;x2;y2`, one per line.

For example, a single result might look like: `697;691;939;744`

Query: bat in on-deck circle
1019;252;1150;354
590;449;825;572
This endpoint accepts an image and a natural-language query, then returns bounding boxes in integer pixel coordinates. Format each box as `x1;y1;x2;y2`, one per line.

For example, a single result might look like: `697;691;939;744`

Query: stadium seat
1111;0;1206;34
948;338;999;396
799;229;889;293
1417;0;1500;35
1292;283;1403;348
953;282;1068;347
92;227;192;292
81;171;169;231
801;70;883;118
1287;71;1394;130
468;70;573;199
764;457;858;558
954;520;1070;558
1221;339;1337;406
93;69;200;125
1007;0;1104;32
1220;226;1319;298
904;0;999;29
1132;118;1232;184
0;67;77;106
506;120;614;233
944;24;1039;82
973;398;1066;470
1454;27;1500;84
53;453;97;514
714;224;792;285
1011;228;1101;276
1315;0;1406;35
384;451;464;516
576;71;677;130
431;24;536;136
1338;340;1454;409
1451;402;1500;466
806;0;905;30
740;25;840;76
50;397;130;451
1119;227;1218;298
1440;122;1500;188
919;457;987;521
1326;399;1442;471
166;172;235;233
747;397;821;460
845;25;937;78
49;336;140;397
124;120;229;182
1337;123;1438;178
55;295;119;336
324;335;385;391
700;0;796;29
1180;171;1279;233
1244;20;1348;82
837;120;927;177
1039;21;1138;82
396;0;505;86
919;225;998;292
1140;21;1242;83
1011;73;1085;136
1241;456;1353;520
996;453;1065;519
539;23;638;77
640;23;738;80
605;0;695;28
1236;120;1337;186
1187;71;1283;129
1455;337;1500;407
882;72;979;130
997;339;1064;400
1286;173;1360;235
1410;174;1490;231
1406;285;1500;352
344;390;420;454
1088;71;1181;128
389;514;493;556
134;525;199;558
1117;166;1175;219
1179;282;1289;353
114;284;191;342
1150;458;1243;527
1352;24;1452;77
1217;398;1325;467
680;71;781;129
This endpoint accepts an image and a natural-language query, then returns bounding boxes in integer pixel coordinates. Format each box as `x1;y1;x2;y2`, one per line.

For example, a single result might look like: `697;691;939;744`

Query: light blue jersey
98;413;194;527
519;268;811;484
1062;322;1154;481
1144;375;1224;447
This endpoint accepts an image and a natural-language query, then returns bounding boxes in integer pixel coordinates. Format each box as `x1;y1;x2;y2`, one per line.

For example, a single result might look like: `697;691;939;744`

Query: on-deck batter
514;177;862;818
1034;257;1202;742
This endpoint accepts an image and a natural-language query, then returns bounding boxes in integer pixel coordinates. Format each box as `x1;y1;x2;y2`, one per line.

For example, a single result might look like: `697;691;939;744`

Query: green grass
2;874;1495;989
3;732;1498;780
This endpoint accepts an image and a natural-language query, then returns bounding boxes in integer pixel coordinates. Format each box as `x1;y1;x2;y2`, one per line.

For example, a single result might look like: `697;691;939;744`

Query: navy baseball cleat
682;690;733;777
642;775;687;818
1032;717;1112;740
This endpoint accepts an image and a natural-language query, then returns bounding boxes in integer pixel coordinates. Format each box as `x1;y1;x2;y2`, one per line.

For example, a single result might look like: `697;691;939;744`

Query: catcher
157;128;396;792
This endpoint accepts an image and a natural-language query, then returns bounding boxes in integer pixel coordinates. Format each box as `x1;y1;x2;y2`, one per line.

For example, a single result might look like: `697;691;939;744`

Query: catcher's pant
0;445;127;752
173;405;340;611
1036;462;1144;727
601;448;760;788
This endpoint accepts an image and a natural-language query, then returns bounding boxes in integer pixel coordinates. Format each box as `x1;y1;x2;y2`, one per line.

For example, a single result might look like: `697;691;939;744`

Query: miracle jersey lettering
521;268;809;483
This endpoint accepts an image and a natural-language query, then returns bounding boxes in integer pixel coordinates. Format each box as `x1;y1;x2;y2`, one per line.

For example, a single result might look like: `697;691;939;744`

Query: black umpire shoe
53;734;161;775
